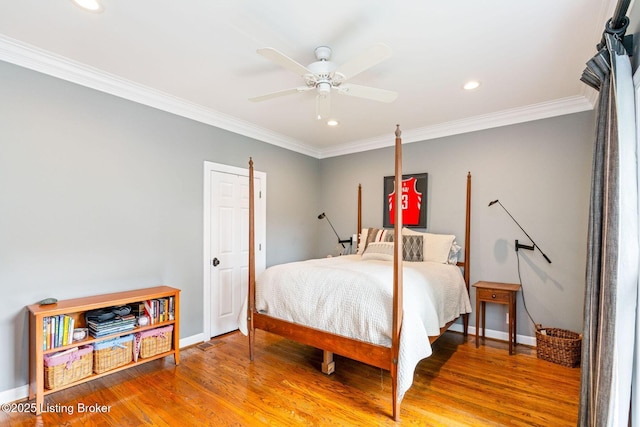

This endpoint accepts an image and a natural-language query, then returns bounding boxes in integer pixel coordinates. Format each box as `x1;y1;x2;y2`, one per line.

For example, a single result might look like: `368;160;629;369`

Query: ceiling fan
249;43;398;120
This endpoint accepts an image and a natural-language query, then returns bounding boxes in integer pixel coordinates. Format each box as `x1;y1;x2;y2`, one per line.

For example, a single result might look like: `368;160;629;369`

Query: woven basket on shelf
535;326;582;368
93;335;134;374
43;345;93;389
137;325;173;359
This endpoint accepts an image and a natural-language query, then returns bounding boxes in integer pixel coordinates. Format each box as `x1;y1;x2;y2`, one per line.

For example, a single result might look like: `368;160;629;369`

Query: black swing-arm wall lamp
318;212;352;248
489;200;552;264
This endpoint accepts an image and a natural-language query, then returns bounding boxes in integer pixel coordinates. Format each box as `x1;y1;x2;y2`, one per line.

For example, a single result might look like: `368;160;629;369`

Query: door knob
212;257;220;267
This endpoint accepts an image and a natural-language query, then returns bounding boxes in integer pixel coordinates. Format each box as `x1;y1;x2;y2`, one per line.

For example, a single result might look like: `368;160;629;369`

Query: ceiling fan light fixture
316;82;331;97
251;43;396;120
71;0;103;12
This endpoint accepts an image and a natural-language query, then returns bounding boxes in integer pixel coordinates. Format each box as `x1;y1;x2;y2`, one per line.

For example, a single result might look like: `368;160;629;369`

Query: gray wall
318;112;594;337
0;60;320;392
0;56;595;396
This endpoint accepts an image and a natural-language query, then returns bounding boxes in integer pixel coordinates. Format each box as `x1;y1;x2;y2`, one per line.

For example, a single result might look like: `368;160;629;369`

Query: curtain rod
611;0;632;29
596;0;633;53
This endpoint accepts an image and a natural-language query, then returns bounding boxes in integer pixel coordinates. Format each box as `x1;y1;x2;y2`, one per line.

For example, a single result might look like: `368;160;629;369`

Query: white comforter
238;254;472;401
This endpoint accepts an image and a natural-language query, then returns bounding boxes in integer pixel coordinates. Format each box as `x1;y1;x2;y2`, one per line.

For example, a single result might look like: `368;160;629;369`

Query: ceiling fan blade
337;83;398;103
334;43;392;81
316;94;331;120
257;47;312;77
249;87;312;102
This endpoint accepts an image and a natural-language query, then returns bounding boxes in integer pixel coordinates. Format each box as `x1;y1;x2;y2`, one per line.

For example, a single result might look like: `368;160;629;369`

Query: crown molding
1;34;595;161
318;95;595;158
0;35;321;158
580;81;600;107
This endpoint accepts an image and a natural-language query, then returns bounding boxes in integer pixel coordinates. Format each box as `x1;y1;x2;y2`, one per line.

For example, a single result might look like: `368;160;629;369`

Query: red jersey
388;176;422;225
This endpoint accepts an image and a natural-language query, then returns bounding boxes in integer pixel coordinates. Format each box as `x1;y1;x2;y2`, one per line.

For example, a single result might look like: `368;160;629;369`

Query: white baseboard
448;323;536;346
180;333;205;348
0;385;29;407
0;333;205;405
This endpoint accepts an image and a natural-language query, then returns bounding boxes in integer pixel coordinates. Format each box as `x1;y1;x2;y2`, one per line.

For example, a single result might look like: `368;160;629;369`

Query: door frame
203;161;266;342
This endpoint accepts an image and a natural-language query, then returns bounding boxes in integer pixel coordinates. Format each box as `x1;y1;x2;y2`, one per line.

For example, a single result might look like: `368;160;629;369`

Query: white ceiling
0;1;616;158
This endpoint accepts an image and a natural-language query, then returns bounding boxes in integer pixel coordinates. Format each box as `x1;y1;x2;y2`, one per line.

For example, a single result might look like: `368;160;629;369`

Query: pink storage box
134;325;173;360
44;345;93;367
43;345;93;389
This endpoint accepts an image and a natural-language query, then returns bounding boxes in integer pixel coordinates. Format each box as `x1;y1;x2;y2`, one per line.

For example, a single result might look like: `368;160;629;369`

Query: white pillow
403;228;456;264
362;242;394;261
448;241;462;264
356;228;369;255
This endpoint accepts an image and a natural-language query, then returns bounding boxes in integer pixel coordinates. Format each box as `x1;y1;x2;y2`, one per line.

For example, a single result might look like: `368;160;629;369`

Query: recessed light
327;119;339;126
463;80;481;90
71;0;103;12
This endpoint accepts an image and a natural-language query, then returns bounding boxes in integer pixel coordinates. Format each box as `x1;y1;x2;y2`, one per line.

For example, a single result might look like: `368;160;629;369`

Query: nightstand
473;281;521;355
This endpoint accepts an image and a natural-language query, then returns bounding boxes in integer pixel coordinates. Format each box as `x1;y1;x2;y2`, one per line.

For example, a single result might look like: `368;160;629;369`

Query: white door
205;164;265;339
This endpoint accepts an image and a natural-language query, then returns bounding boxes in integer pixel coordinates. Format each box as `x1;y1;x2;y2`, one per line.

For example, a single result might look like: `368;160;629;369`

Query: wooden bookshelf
26;286;180;415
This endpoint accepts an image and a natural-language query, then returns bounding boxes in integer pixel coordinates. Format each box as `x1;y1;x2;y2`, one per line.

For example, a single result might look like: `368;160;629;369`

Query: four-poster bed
245;125;472;420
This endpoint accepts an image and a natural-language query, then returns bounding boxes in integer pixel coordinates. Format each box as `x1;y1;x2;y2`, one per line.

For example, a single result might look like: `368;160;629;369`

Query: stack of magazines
87;313;136;338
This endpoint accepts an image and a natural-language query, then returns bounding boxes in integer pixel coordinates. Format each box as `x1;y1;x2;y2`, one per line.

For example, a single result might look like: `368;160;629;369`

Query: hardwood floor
1;331;580;426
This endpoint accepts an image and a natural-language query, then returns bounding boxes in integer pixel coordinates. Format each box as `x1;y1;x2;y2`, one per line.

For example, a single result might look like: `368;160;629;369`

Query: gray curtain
579;33;639;426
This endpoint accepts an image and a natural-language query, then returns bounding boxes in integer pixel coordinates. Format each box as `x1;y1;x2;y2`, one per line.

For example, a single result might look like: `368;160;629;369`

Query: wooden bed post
391;125;403;421
248;158;256;360
463;172;471;336
357;184;362;248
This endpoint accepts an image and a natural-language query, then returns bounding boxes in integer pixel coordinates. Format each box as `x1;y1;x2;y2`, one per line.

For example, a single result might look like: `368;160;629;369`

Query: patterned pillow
403;228;455;263
365;227;381;250
402;235;424;262
366;232;423;262
357;227;394;254
362;242;394;261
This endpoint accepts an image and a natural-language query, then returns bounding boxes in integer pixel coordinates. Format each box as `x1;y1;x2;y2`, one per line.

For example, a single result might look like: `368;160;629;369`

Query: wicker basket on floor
535;326;582;368
44;345;93;389
137;325;173;359
93;335;134;374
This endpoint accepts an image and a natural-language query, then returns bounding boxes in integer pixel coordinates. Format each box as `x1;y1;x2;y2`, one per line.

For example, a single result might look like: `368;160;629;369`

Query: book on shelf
42;314;75;350
88;314;137;338
142;297;175;324
144;300;154;324
88;319;136;330
159;299;166;323
56;317;63;348
88;320;136;332
62;316;68;346
130;302;146;317
87;314;136;328
89;324;136;338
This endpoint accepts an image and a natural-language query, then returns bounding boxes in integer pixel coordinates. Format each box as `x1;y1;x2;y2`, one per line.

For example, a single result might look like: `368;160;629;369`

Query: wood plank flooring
1;331;580;426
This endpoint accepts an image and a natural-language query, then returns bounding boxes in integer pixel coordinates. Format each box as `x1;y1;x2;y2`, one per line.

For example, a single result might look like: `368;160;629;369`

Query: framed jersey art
383;173;428;228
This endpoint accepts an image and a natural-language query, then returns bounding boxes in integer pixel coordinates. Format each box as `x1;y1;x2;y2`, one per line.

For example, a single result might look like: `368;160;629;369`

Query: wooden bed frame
247;125;471;420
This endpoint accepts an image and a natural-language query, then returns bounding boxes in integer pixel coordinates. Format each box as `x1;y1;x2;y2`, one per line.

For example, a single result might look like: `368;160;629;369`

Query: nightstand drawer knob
492;294;496;299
